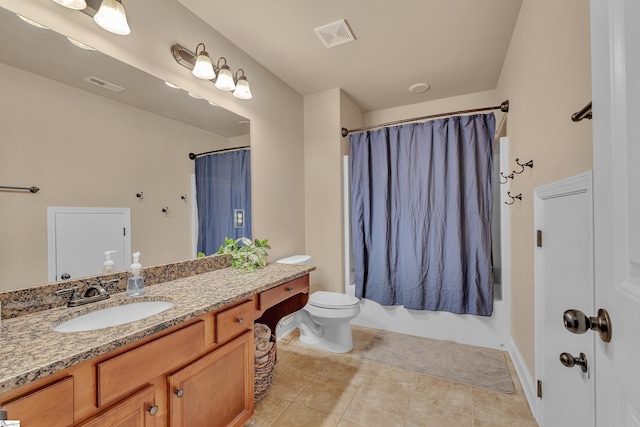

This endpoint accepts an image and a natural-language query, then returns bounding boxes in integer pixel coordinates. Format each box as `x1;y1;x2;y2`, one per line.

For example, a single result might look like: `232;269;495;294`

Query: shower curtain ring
505;191;522;205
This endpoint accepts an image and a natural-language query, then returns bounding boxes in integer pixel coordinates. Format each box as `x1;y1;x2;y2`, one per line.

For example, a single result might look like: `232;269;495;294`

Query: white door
591;0;640;424
535;173;594;426
47;207;131;281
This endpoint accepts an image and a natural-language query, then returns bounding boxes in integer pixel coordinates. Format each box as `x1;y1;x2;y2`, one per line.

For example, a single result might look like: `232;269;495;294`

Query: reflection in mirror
0;6;251;292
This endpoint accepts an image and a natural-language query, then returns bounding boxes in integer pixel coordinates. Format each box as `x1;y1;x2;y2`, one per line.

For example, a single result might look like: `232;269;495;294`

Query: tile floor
244;326;538;427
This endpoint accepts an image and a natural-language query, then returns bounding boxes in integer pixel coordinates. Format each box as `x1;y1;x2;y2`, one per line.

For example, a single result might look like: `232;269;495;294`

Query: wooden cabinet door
168;331;253;427
76;385;157;427
2;376;74;427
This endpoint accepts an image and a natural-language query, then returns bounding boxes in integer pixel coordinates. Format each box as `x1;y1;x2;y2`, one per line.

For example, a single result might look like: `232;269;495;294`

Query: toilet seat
309;291;359;309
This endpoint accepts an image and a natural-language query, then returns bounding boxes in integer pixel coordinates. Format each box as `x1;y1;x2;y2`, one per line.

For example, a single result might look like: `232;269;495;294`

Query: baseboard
509;337;538;422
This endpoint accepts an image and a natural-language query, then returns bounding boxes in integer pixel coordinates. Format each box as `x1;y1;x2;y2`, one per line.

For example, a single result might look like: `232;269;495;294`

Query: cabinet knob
147;405;159;416
174;388;184;398
286;287;294;292
236;317;244;324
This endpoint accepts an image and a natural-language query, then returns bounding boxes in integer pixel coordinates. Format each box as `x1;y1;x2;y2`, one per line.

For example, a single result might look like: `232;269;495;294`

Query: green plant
217;237;271;271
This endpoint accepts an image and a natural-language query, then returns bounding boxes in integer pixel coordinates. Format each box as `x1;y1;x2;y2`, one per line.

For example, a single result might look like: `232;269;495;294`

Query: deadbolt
559;352;588;373
563;308;612;342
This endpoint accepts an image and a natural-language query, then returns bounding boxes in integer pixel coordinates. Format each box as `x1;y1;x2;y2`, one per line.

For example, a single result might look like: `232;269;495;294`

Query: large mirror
0;6;251;292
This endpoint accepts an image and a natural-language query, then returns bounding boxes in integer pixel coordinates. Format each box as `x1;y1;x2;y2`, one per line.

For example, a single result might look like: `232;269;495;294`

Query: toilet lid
309;291;359;309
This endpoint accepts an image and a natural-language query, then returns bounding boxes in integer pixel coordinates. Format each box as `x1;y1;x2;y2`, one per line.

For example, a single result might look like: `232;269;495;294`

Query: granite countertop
0;263;314;394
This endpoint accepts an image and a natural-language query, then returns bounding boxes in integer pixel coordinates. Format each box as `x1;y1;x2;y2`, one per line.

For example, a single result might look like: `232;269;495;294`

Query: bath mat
361;330;514;394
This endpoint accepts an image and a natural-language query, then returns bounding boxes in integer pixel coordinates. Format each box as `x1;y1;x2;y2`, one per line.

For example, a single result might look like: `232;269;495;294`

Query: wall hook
162;207;170;215
505;191;523;205
180;195;188;203
513;158;534;174
136;192;144;200
499;171;514;184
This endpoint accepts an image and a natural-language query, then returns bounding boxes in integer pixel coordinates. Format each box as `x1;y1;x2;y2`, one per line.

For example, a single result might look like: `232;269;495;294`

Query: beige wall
303;89;362;293
496;0;592;377
1;0;306;288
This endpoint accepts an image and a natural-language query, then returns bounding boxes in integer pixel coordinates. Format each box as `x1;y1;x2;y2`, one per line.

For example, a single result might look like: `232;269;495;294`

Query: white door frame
47;207;131;281
533;171;594;425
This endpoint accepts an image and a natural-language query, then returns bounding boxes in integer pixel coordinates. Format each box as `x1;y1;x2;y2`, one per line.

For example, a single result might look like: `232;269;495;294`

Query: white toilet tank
276;255;311;265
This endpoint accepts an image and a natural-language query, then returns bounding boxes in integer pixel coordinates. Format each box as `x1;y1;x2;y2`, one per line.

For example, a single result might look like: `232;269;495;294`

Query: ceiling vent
83;76;125;93
314;19;355;48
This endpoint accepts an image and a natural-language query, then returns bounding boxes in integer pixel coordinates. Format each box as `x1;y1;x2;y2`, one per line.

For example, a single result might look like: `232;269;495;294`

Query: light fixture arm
216;57;228;68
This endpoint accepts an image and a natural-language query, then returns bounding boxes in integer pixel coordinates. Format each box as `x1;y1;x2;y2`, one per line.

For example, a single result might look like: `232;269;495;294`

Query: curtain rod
341;100;510;137
571;101;592;122
0;185;39;193
188;146;250;160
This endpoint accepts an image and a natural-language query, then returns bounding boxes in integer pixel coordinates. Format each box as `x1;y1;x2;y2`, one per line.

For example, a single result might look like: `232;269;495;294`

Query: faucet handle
55;286;78;297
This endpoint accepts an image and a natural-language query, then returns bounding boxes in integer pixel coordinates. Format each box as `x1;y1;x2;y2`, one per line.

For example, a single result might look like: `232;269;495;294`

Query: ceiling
178;0;524;112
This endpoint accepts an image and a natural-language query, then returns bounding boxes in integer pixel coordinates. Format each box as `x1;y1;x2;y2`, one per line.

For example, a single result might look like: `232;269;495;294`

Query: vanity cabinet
76;384;157;427
0;273;310;427
2;376;74;426
168;331;253;427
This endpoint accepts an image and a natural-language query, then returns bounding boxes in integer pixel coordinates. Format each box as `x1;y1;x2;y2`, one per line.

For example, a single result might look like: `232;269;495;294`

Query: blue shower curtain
350;114;495;316
195;150;252;255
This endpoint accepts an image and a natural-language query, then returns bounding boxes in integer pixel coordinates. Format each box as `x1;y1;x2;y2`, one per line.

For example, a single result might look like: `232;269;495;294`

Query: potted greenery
217;237;271;271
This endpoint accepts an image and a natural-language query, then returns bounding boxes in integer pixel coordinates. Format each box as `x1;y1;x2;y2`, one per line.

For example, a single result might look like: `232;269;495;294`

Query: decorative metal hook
513;158;534;174
136;192;144;200
180;195;188;203
162;207;170;215
505;191;522;205
499;171;514;184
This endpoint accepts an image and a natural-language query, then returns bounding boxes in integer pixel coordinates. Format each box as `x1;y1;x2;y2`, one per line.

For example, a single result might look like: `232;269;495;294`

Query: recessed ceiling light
17;14;49;29
238;120;250;125
164;81;181;89
67;37;96;51
188;92;203;99
409;83;431;93
208;101;219;107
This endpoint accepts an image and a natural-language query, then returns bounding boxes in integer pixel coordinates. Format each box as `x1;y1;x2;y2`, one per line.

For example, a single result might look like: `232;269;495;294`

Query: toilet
276;255;361;353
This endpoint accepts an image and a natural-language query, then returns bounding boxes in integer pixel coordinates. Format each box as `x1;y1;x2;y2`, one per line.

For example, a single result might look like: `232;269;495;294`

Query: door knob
563;308;612;342
559;352;589;373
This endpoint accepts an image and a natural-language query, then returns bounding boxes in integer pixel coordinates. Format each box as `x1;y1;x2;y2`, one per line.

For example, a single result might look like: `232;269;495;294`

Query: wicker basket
254;335;277;403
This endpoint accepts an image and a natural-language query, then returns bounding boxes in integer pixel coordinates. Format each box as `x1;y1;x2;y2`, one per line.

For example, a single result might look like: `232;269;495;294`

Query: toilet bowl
277;256;361;353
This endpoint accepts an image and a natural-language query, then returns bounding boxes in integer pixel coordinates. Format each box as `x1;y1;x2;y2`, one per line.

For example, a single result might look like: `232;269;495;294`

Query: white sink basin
53;301;174;333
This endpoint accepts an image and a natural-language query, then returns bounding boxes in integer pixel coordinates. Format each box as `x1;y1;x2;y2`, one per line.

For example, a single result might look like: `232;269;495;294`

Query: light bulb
192;50;216;80
94;0;131;36
52;0;87;10
215;66;236;91
233;76;252;100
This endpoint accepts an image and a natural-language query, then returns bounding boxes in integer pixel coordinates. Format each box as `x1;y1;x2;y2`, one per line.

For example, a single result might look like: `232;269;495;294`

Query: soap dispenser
126;252;146;296
103;250;117;273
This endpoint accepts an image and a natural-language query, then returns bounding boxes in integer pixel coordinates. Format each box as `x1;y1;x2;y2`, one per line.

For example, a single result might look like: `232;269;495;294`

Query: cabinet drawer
3;376;74;427
216;300;253;344
97;320;205;408
259;276;310;312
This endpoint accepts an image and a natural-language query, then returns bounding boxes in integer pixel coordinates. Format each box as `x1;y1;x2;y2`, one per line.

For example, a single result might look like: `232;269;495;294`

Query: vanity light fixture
233;69;252;100
52;0;87;10
192;43;216;80
171;43;253;100
93;0;130;36
214;57;235;91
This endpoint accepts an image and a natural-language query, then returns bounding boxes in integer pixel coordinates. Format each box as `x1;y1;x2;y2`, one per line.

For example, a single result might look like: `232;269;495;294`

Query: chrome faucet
57;281;113;307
